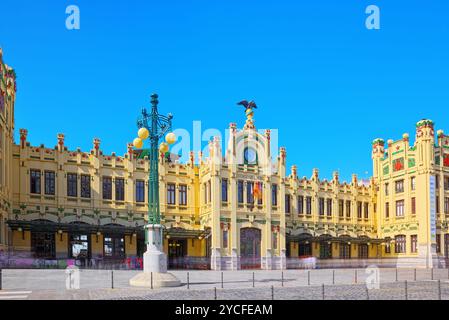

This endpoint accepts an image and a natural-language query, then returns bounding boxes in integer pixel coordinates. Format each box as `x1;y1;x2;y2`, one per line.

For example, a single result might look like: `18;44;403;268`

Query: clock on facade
244;147;257;164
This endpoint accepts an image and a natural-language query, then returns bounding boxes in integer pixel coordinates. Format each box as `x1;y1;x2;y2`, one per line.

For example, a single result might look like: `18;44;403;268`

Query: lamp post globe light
129;93;181;287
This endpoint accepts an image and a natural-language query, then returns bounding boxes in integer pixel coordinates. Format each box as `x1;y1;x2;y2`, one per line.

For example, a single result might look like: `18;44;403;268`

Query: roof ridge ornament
237;99;257;130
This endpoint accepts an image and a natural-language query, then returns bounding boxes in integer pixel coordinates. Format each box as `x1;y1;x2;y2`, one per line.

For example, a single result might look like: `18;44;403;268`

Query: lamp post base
129;224;181;288
130;271;181;288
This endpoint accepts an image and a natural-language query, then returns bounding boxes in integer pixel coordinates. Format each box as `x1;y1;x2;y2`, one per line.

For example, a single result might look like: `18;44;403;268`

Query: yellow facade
1;50;449;269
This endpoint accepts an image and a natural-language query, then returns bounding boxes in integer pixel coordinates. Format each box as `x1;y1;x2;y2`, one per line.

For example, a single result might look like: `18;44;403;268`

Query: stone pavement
18;280;449;300
1;268;449;300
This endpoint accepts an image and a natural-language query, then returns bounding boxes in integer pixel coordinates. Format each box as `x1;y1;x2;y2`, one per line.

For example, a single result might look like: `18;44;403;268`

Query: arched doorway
240;228;261;269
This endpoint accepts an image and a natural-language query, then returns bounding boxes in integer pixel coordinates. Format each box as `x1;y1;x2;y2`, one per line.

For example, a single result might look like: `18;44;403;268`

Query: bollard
322;284;325;300
0;269;2;290
281;271;284;287
355;269;357;284
308;270;311;286
366;286;369;300
253;272;255;288
332;270;335;285
221;272;224;289
405;280;408;300
438;280;442;300
396;268;398;282
111;270;114;289
271;285;274;300
414;268;417;281
187;272;190;289
431;268;434;281
214;287;217;300
151;272;153;290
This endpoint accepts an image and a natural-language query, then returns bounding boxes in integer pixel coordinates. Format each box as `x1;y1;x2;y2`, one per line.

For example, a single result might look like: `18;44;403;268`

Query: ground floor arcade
1;220;409;269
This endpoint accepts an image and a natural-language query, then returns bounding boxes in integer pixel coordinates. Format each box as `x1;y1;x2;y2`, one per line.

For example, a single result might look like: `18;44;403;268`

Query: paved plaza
1;268;449;300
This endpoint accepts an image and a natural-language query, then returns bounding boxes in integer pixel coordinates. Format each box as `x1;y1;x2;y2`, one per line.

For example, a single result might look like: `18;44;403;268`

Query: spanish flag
253;181;262;202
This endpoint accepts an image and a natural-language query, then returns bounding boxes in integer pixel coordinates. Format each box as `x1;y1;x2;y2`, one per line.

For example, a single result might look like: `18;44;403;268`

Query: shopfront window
104;235;125;258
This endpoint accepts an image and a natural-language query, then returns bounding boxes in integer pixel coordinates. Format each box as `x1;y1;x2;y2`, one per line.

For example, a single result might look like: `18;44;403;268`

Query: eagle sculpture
237;100;257;111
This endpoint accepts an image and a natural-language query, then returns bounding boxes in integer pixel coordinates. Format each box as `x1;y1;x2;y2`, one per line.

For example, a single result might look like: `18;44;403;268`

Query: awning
7;220;143;236
286;233;386;244
7;220;211;239
165;227;210;239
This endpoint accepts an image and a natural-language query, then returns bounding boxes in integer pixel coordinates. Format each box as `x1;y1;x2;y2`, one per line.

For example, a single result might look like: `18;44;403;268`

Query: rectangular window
357;201;362;219
167;183;176;205
104;235;125;258
44;171;55;195
221;179;228;202
436;234;441;253
272;233;278;250
223;230;228;249
436;175;440;189
306;196;312;215
298;196;304;215
445;197;449;215
436;196;440;214
257;183;263;205
411;197;416;215
358;244;369;259
271;184;278;206
339;200;344;217
103;177;112;200
327;199;332;217
395;180;404;193
364;202;369;219
340;243;351;259
385;202;390;218
318;198;325;216
179;184;187;206
395;235;406;253
136;180;145;203
444;177;449;191
411;177;416;191
30;169;41;194
385;183;389;196
396;200;405;217
115;178;125;201
207;181;211;203
247;182;254;204
346;200;351;218
285;194;291;213
80;175;91;198
320;242;332;259
238;181;244;204
411;235;418;253
67;173;77;197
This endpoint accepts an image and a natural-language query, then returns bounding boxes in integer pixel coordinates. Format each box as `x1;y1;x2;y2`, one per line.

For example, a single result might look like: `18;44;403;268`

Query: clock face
244;148;257;164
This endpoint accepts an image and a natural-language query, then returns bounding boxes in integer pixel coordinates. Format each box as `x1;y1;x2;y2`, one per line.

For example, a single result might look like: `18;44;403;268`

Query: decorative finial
237;99;257;130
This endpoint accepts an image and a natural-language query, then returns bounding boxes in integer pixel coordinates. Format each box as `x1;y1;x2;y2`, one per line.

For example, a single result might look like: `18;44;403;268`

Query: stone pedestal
231;248;239;270
211;248;222;270
130;224;181;288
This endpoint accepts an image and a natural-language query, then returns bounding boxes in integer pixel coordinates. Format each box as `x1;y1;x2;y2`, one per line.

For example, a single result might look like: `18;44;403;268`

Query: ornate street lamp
130;93;180;287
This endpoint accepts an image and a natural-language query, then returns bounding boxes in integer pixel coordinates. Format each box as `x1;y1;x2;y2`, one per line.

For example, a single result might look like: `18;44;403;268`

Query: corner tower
0;49;17;249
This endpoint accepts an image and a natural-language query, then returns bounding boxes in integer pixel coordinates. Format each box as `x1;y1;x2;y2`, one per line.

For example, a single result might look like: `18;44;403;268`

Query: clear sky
1;0;448;182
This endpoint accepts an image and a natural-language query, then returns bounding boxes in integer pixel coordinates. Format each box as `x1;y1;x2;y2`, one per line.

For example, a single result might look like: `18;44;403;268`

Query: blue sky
1;0;448;182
